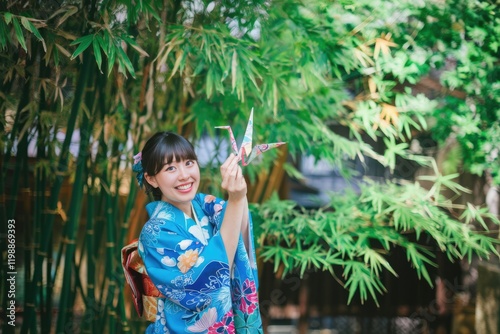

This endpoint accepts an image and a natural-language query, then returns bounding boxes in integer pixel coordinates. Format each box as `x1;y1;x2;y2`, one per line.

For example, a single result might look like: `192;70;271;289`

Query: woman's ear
144;173;158;188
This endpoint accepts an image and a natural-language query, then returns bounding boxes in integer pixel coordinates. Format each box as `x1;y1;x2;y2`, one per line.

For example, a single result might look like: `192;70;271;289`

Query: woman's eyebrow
161;158;182;167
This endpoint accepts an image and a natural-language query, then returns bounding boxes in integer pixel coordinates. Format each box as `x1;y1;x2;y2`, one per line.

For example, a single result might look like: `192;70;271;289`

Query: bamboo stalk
118;178;137;334
55;94;93;332
33;162;43;329
116;104;139;332
95;183;115;334
103;146;121;334
82;180;96;334
92;74;112;332
56;50;99;330
93;151;107;330
20;127;33;334
0;81;13;334
22;48;93;333
36;52;55;334
0;68;14;222
5;50;37;334
118;292;131;334
31;134;49;334
5;81;30;220
262;147;288;202
45;232;54;332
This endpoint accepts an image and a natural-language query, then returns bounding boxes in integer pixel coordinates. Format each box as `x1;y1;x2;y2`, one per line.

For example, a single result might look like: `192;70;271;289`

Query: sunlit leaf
122;34;149;57
373;33;398;59
169;50;184;79
52;5;79;28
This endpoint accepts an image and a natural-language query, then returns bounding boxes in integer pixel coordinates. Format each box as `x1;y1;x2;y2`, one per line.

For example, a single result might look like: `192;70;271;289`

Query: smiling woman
125;131;263;333
138;132;200;205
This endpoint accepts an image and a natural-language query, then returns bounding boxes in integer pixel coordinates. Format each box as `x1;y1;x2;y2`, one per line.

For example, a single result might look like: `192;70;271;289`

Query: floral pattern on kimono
138;193;263;334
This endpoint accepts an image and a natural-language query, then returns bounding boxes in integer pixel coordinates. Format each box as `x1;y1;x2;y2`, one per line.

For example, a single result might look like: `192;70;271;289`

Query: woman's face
145;158;200;215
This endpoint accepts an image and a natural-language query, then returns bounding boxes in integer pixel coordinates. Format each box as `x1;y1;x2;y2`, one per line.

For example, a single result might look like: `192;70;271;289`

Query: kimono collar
146;201;175;219
146;200;199;220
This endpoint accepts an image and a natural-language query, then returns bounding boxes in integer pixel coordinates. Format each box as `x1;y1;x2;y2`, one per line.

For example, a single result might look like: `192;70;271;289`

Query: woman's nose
178;166;188;179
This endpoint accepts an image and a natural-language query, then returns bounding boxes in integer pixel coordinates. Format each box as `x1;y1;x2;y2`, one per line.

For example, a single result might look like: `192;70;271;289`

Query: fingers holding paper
220;153;247;201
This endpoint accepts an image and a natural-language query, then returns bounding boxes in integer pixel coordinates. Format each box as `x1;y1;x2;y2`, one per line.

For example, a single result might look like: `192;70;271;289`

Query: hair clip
132;152;144;187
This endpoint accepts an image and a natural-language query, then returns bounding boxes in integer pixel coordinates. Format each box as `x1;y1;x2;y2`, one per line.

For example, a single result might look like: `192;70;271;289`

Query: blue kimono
138;193;264;333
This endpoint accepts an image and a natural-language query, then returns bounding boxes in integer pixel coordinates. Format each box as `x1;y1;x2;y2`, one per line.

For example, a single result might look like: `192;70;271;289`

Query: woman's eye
166;166;175;172
186;160;195;166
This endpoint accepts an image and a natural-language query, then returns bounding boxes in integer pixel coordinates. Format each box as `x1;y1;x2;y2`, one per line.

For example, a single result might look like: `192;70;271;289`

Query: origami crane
215;109;286;166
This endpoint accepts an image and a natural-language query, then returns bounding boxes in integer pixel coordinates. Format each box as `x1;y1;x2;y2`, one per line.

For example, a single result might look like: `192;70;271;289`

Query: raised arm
219;153;247;270
241;198;250;253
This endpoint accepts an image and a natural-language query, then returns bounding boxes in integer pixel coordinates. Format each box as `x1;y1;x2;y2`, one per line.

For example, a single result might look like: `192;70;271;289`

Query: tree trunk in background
475;261;500;334
475;182;500;334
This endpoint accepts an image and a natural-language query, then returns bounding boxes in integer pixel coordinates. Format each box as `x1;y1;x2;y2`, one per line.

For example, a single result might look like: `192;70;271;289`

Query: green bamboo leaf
344;262;383;306
122;34;149;57
202;33;212;62
53;44;60;66
96;34;106;55
460;202;477;225
282;162;304;181
206;66;214;98
383;136;409;171
70;35;93;60
299;258;308;276
392;208;406;230
93;38;102;72
20;17;31;31
12;17;27;51
231;50;238;92
107;44;116;76
116;44;136;78
439;173;472;194
26;20;45;50
362;248;398;276
142;1;161;21
0;19;8;49
4;12;13;24
308;255;321;270
405;244;435;286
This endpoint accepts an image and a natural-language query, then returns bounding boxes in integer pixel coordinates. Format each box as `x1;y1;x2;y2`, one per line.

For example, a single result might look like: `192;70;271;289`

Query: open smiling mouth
176;183;192;190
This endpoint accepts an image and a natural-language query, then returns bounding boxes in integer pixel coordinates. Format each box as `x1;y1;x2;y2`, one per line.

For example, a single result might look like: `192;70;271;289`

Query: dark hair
141;132;198;200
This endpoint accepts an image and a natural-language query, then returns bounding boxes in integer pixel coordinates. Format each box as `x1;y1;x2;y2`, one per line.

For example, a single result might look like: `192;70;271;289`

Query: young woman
132;131;263;333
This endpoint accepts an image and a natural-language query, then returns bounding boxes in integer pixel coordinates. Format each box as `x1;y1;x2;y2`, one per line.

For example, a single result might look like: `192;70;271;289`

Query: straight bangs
163;135;198;165
149;133;198;175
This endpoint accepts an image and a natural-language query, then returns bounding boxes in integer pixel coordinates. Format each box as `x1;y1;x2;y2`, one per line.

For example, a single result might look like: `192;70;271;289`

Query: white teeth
176;184;191;190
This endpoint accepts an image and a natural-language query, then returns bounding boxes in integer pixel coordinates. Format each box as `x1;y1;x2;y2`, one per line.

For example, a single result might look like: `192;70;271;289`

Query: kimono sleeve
138;218;231;313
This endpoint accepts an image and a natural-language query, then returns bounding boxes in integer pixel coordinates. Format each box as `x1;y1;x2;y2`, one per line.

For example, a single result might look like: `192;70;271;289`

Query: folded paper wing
215;109;286;166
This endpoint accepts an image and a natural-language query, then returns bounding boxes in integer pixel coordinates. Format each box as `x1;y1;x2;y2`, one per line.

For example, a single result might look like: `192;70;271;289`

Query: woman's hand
220;153;247;201
219;153;248;270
